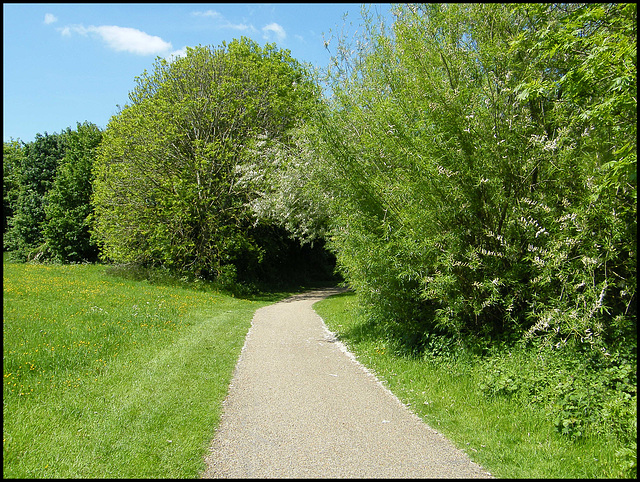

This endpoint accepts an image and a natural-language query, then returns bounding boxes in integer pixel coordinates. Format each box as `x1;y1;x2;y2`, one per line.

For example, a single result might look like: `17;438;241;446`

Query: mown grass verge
3;257;288;478
314;291;636;479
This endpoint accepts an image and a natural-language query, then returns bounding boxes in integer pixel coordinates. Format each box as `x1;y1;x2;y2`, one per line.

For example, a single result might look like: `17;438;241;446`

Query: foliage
508;1;637;358
4;131;67;260
42;122;103;263
292;3;636;360
477;340;636;443
91;38;321;282
239;124;334;245
3;140;23;236
4;123;103;263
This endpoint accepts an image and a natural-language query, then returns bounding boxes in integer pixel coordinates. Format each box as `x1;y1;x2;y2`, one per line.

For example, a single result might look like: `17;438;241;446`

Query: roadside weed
314;291;636;478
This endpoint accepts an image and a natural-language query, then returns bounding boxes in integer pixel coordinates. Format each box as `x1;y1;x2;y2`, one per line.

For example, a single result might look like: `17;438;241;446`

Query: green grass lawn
2;258;286;478
4;257;633;478
314;291;636;479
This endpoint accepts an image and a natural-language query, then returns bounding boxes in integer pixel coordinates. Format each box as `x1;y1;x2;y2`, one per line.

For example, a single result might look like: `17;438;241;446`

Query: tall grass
314;291;636;479
3;257;284;478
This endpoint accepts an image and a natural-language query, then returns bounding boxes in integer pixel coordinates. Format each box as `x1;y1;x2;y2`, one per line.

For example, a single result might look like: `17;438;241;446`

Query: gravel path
201;288;492;478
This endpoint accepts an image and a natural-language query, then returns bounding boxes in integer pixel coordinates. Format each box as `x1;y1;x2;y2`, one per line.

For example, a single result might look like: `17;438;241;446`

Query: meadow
2;256;285;478
314;291;637;479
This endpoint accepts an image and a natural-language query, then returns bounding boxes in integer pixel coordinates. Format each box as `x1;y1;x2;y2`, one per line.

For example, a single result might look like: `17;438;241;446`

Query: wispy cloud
44;13;58;25
193;10;223;20
192;10;255;32
59;24;172;56
262;23;286;43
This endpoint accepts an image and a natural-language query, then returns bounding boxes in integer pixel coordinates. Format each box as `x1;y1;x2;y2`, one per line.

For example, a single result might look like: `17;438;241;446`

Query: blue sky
3;3;392;143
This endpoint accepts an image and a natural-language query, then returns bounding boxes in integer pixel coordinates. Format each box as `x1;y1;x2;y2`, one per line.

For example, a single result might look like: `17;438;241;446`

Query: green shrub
295;2;636;368
477;341;636;443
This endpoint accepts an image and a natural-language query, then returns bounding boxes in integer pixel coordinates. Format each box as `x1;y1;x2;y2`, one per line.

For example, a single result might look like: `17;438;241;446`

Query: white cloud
165;46;188;62
89;25;172;55
44;13;58;25
59;24;172;56
58;24;85;37
262;23;286;43
193;10;255;32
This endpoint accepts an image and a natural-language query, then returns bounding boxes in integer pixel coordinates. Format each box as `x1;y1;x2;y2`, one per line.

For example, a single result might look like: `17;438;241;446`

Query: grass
2;256;289;478
314;291;636;479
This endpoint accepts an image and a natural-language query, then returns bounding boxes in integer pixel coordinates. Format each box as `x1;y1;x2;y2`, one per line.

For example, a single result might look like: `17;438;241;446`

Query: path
201;288;492;478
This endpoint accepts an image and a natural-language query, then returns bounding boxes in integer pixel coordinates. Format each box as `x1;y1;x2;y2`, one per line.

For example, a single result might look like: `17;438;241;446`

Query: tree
4;131;67;260
42;122;103;262
91;38;320;281
239;123;335;245
289;3;635;355
3;140;23;238
509;3;637;352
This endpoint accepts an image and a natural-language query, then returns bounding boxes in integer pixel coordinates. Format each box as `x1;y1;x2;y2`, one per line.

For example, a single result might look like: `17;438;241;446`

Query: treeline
3;40;336;287
3;3;635;444
4;3;635;356
4;122;102;263
4;4;635;353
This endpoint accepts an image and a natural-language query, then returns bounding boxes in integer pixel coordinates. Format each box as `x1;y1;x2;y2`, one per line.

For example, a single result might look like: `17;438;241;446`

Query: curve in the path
202;288;492;478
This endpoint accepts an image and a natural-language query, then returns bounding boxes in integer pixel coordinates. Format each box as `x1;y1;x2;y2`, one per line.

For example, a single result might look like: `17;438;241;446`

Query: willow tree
91;38;319;280
291;3;635;354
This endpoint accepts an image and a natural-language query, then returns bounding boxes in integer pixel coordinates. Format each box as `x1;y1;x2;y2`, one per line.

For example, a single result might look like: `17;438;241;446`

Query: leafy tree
42;122;103;262
91;38;320;281
509;3;636;354
300;3;535;344
240;123;335;245
290;3;635;357
4;131;68;260
3;140;23;237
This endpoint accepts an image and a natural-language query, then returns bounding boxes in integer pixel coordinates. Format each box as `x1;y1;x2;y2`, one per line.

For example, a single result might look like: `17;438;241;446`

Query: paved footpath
202;288;492;478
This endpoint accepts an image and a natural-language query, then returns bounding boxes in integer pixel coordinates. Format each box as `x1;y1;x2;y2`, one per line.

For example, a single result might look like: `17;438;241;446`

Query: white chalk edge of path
202;288;493;478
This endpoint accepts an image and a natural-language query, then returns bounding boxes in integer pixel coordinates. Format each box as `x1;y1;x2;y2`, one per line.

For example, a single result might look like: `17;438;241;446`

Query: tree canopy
43;121;102;262
91;38;321;281
272;3;636;357
4;131;67;260
4;123;103;262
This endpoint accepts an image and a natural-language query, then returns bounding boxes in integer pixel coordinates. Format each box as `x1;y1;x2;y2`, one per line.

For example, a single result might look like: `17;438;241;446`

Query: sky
3;3;393;143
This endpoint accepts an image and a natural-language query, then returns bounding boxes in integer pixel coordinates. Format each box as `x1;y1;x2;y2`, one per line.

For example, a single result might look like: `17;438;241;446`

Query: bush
295;2;635;363
477;340;636;443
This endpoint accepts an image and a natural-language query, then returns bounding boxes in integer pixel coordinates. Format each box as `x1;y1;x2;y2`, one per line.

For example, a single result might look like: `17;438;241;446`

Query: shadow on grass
102;263;342;304
319;291;458;360
318;290;390;346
